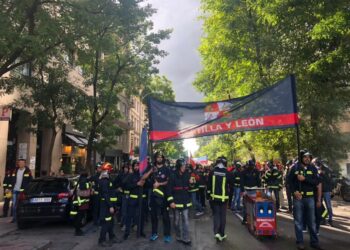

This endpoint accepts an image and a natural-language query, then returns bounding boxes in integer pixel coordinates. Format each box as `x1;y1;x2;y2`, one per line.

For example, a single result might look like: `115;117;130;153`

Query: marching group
2;149;334;249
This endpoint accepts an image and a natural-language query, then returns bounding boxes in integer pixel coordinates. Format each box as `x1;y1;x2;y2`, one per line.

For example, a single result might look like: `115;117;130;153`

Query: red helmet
101;162;113;172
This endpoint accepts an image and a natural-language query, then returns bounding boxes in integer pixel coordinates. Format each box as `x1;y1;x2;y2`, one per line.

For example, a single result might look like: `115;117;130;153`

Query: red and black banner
148;76;299;142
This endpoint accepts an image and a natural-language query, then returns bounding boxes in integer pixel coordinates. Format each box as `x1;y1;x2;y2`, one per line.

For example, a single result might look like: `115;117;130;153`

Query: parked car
16;176;80;229
340;177;350;202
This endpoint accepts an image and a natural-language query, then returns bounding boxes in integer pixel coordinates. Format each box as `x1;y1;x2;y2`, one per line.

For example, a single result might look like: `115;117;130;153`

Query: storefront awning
66;134;86;147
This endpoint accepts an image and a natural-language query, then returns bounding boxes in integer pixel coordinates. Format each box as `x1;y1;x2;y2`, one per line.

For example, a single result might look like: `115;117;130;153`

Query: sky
147;0;204;102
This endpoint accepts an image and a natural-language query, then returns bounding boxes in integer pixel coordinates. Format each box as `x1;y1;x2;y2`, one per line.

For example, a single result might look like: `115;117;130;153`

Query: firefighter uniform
240;161;261;223
188;166;203;214
207;157;233;242
231;165;242;211
197;167;207;208
2;170;13;217
123;169;148;239
263;167;283;210
150;162;171;241
167;160;192;244
70;175;91;236
89;162;103;226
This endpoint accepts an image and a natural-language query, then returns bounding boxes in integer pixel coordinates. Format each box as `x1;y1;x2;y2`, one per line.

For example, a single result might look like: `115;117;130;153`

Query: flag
139;127;148;176
129;145;134;159
193;156;208;165
189;152;196;168
148;76;298;141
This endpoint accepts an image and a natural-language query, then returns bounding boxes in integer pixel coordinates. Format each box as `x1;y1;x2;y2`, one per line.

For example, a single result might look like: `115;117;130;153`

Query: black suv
16;176;79;229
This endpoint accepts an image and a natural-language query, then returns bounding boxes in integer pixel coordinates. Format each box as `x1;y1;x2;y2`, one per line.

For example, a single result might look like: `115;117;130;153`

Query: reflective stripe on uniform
124;190;130;194
70;211;77;216
110;197;117;202
105;217;112;221
153;188;164;196
222;176;227;202
322;209;328;218
306;171;313;175
210;175;229;201
301;191;314;196
167;196;174;202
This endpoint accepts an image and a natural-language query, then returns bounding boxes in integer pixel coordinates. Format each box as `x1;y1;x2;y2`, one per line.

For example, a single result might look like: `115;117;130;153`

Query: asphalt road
0;208;349;250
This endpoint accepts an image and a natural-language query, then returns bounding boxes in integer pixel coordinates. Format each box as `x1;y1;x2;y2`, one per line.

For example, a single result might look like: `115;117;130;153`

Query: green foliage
142;75;175;102
0;0;78;81
196;0;350;166
69;0;170;172
153;141;185;160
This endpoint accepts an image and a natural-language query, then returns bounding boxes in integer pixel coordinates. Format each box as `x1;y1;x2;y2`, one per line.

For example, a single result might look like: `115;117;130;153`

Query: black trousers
150;197;170;236
91;195;100;225
74;209;85;232
198;188;206;208
286;186;293;212
270;189;280;210
99;202;116;243
212;201;227;236
228;187;234;209
125;198;147;235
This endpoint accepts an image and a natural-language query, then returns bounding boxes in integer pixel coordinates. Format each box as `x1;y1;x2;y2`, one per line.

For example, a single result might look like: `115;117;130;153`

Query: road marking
234;212;243;221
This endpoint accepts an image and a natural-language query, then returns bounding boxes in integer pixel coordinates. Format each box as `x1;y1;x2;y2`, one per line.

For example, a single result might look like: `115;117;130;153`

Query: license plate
30;197;52;203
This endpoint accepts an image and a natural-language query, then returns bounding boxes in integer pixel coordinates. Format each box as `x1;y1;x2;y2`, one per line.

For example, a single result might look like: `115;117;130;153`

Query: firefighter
2;169;13;217
288;150;322;250
89;162;103;226
263;162;283;210
231;162;242;212
188;164;204;216
197;165;207;209
207;156;233;242
123;160;152;240
70;172;91;236
240;160;261;224
149;152;172;243
168;158;192;245
98;162;121;247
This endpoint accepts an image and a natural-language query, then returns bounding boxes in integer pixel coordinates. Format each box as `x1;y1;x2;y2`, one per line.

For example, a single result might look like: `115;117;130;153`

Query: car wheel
17;220;28;229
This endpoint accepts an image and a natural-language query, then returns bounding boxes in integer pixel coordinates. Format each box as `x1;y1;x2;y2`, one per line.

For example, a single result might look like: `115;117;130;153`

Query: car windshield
27;179;68;194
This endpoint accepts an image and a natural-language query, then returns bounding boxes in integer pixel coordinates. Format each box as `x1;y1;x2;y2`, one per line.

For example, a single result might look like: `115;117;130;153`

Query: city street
0;198;349;250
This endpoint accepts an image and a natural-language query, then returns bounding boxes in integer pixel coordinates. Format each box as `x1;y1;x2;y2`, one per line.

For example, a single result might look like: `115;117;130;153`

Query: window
346;163;350;176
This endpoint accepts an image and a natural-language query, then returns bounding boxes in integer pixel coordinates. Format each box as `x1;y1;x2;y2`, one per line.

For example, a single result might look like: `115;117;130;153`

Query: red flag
189;152;196;168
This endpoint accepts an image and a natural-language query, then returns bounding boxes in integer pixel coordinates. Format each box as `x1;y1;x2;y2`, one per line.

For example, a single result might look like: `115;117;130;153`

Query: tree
0;0;79;86
195;0;350;169
72;0;170;173
14;59;85;170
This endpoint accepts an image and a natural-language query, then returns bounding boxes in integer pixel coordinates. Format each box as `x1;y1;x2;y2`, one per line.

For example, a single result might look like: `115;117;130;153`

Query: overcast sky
147;0;204;102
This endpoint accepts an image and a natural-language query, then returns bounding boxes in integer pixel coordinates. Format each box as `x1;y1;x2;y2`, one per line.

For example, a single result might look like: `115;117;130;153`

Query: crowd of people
2;150;334;250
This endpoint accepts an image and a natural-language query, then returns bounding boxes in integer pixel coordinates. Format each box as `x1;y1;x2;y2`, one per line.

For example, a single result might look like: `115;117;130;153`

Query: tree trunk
86;128;96;175
48;128;57;174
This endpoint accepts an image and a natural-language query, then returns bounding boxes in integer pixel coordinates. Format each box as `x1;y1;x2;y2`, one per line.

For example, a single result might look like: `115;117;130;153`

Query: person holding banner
167;158;192;245
207;156;233;242
288;150;322;250
122;160;153;240
149;152;172;243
